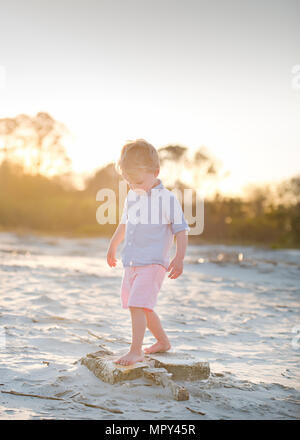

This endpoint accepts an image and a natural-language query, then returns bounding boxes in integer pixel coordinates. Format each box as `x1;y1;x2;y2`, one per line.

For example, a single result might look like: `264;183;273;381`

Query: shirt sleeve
120;196;128;224
169;194;190;235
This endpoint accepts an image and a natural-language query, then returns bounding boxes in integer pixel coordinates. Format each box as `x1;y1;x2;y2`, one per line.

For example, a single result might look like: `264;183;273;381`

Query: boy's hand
167;255;184;279
107;245;117;267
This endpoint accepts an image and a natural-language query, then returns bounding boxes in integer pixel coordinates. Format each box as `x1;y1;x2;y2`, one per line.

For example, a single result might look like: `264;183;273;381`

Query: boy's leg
129;306;147;353
143;309;171;354
114;306;147;366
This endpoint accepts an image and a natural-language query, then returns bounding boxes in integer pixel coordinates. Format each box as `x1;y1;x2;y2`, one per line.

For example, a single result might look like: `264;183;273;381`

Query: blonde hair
115;139;160;177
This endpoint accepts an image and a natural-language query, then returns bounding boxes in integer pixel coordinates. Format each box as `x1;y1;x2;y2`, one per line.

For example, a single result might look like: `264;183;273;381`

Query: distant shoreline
1;225;299;251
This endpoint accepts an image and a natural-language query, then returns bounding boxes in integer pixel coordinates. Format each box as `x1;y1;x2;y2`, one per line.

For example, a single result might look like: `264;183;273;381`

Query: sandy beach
0;231;299;419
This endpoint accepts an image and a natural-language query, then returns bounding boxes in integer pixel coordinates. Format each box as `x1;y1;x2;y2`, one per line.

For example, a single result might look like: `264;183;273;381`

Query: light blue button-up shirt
119;179;190;270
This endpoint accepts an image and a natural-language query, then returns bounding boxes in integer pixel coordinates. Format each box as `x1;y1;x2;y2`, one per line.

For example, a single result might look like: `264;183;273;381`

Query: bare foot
113;351;145;366
143;341;171;354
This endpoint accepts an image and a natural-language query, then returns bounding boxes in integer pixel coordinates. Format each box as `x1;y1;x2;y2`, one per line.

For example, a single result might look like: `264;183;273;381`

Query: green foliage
0;160;115;237
0;159;299;249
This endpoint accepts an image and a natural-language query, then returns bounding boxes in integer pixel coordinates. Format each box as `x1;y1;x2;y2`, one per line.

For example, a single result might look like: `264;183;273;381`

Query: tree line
0;112;299;248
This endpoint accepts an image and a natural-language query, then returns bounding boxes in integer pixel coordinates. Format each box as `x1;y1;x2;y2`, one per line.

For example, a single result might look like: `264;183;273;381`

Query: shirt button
129;261;133;265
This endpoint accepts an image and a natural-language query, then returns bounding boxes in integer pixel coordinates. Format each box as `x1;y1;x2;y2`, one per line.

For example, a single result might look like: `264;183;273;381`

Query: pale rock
80;349;149;384
80;349;210;401
145;351;210;381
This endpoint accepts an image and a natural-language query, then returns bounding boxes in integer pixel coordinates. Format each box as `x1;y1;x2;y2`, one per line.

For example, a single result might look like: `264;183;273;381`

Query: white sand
0;232;299;419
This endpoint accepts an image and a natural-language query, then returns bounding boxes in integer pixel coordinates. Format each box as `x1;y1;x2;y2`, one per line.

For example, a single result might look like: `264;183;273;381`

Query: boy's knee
129;306;153;313
129;306;144;311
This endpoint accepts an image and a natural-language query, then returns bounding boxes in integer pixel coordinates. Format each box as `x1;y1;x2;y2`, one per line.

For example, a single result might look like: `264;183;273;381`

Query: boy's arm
174;230;188;260
167;192;189;278
109;195;128;249
107;195;127;267
167;231;188;279
109;222;126;249
107;222;126;267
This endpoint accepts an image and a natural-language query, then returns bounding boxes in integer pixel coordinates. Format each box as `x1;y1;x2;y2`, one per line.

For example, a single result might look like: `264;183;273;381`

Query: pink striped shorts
120;264;167;311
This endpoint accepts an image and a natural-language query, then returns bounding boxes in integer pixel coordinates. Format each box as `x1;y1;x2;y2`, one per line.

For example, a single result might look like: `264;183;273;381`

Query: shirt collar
146;178;164;196
129;179;164;198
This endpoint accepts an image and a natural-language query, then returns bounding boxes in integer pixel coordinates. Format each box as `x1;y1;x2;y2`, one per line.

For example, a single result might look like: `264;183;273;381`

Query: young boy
106;139;190;366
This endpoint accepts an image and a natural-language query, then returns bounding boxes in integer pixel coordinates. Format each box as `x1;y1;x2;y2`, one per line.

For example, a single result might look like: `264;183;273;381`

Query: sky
0;0;299;196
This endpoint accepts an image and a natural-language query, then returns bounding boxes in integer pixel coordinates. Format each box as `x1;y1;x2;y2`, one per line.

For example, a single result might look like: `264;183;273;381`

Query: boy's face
122;169;158;193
